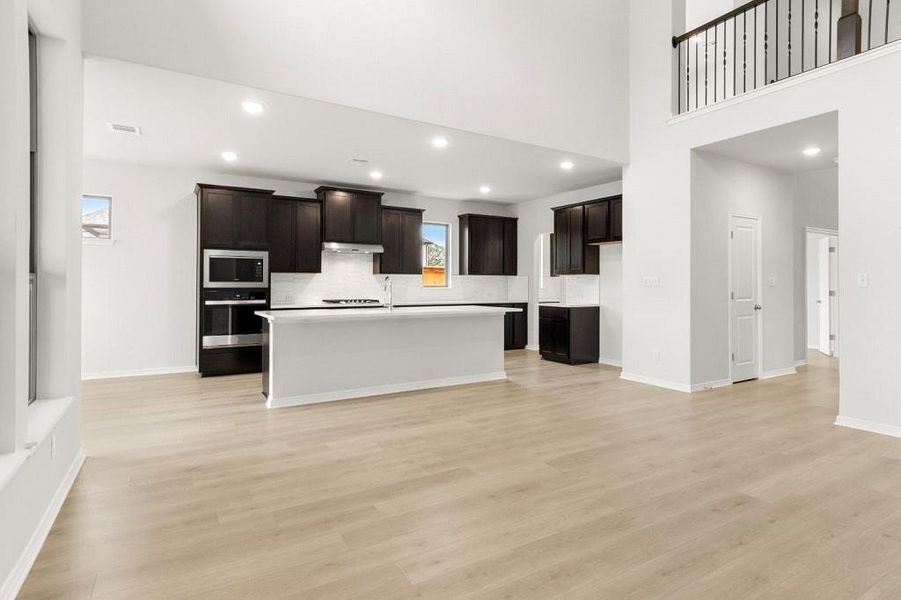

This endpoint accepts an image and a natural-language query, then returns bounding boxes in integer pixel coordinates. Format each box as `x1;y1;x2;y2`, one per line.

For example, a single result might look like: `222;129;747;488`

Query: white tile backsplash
271;253;529;306
561;275;600;305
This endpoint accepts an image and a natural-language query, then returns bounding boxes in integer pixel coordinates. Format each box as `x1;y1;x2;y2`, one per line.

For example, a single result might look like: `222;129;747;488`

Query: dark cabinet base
199;346;263;377
393;302;527;351
539;305;599;365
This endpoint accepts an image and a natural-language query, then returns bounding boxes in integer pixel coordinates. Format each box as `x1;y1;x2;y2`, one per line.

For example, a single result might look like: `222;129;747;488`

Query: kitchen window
422;222;449;288
81;194;112;241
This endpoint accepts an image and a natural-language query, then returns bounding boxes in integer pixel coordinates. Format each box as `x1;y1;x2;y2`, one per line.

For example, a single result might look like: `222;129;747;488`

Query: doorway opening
806;228;839;358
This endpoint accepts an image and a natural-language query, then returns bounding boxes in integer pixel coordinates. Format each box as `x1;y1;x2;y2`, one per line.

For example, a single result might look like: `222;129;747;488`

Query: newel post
837;0;862;59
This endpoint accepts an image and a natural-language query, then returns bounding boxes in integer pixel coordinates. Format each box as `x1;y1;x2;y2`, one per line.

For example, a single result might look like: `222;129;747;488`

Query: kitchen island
256;305;518;408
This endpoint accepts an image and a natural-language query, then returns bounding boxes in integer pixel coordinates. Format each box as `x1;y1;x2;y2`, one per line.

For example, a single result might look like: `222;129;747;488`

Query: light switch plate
857;273;869;288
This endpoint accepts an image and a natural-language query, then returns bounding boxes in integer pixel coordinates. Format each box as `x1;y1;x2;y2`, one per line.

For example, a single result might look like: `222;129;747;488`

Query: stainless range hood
322;242;384;254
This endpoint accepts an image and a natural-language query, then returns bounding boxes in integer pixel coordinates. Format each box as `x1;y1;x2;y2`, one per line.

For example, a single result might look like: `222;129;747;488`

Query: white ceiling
84;58;622;203
698;112;839;173
82;0;629;162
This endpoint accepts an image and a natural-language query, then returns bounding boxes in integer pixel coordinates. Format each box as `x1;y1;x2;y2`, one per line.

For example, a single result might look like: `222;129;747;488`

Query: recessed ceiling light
479;185;491;194
221;151;238;162
241;100;266;115
560;160;575;171
432;137;449;149
370;170;383;180
802;147;821;157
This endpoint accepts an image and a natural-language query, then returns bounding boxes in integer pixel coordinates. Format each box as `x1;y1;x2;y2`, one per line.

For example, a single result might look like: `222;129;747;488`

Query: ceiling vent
350;158;369;165
108;122;141;136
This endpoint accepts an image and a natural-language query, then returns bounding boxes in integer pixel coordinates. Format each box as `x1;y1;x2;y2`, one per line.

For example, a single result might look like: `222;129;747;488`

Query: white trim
759;367;797;380
81;365;197;380
690;378;732;392
835;415;901;439
598;357;623;368
669;42;901;124
525;344;539;352
0;449;85;600
805;226;838;236
807;344;819;349
793;359;808;368
620;372;692;393
267;371;508;409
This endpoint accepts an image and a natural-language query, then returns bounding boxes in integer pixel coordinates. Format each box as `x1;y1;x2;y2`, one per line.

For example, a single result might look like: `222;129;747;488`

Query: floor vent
108;122;141;136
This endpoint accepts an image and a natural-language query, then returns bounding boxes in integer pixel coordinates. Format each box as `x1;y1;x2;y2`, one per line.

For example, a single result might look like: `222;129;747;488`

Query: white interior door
730;216;760;383
818;237;831;355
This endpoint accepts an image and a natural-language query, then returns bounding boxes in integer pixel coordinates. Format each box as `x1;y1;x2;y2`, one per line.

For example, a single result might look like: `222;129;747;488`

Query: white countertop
271;299;528;309
539;302;600;308
257;305;520;323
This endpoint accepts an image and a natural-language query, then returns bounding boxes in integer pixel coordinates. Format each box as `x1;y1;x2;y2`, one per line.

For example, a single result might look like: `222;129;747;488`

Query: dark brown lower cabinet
199;346;263;377
539;305;599;364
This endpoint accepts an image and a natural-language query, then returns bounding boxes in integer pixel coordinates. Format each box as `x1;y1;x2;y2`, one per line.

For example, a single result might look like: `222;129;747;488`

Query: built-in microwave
203;249;269;288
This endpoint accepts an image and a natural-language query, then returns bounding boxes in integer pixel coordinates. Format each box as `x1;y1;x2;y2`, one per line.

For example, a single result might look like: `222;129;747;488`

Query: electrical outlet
643;276;660;288
769;276;776;288
857;273;869;288
652;350;662;361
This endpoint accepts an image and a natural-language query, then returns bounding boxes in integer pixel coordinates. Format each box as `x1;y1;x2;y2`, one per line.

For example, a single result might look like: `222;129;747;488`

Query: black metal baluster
766;1;770;82
887;0;892;45
687;42;691;112
705;29;709;106
743;12;748;92
755;6;759;89
868;0;873;49
815;0;820;68
829;0;833;62
776;0;780;80
788;0;793;76
678;42;682;113
714;25;718;102
802;0;806;71
733;15;737;96
695;36;699;108
724;22;728;98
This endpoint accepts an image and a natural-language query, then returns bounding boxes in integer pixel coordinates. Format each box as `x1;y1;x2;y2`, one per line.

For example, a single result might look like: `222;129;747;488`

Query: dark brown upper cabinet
375;206;424;275
458;214;517;276
269;196;322;273
552;204;598;275
196;184;273;250
316;186;384;245
585;194;623;245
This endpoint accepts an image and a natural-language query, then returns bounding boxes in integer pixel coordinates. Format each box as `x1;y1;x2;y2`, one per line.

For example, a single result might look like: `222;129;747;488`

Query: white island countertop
256;305;520;323
270;299;528;310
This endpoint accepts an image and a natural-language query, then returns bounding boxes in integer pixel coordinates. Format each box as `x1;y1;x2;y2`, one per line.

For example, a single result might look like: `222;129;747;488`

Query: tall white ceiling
84;59;622;202
81;0;629;162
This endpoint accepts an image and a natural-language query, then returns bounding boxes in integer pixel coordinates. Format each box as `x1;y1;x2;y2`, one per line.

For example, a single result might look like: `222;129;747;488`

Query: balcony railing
673;0;900;114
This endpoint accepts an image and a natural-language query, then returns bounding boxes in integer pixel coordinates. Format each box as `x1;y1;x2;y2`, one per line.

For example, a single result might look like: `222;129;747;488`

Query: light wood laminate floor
19;351;901;599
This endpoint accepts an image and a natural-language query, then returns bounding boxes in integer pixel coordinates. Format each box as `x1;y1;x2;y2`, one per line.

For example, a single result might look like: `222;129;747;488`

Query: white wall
82;159;516;378
630;0;901;433
1;0;84;596
513;181;623;364
81;0;630;161
690;151;795;386
793;167;838;361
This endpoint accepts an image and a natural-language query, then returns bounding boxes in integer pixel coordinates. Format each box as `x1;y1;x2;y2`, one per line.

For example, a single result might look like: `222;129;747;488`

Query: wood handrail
672;0;769;46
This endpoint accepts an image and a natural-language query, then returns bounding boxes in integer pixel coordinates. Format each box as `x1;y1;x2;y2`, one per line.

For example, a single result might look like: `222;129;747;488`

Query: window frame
422;220;451;289
81;193;115;244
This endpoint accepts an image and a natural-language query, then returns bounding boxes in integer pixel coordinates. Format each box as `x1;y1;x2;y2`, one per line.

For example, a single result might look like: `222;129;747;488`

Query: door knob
754;304;762;310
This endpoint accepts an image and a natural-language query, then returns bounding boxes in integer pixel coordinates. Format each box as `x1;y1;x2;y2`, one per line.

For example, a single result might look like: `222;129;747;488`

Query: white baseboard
690;378;732;392
759;367;797;380
82;365;197;380
268;371;508;409
525;344;539;352
598;357;623;368
807;344;818;350
794;359;808;368
620;372;692;393
0;448;85;600
835;415;901;438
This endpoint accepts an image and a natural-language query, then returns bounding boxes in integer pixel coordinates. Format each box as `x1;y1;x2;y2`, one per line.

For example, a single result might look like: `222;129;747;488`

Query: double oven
201;249;269;360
